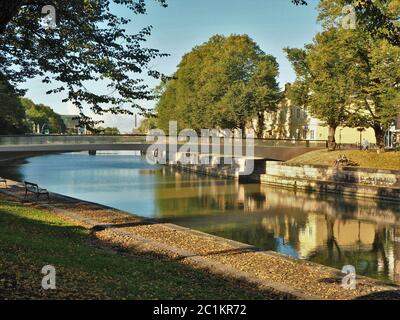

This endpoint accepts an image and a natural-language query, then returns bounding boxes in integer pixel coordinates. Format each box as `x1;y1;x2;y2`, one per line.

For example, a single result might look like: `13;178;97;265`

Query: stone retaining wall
171;155;266;180
261;162;400;201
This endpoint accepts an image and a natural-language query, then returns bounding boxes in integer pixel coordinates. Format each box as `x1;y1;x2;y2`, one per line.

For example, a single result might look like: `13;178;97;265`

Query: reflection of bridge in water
0;134;325;161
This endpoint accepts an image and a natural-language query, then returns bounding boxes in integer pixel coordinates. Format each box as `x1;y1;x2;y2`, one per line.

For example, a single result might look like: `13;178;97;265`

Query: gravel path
2;180;400;300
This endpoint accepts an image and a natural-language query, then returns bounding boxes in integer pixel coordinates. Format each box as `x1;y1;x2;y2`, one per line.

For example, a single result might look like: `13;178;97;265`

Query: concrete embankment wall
171;156;400;201
170;153;267;180
260;162;400;201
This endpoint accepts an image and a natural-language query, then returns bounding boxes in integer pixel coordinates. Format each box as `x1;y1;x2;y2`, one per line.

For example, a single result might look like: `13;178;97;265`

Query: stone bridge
0;134;326;162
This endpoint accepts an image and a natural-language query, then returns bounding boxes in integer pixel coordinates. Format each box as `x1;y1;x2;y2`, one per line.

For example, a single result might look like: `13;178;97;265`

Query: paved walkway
1;179;400;300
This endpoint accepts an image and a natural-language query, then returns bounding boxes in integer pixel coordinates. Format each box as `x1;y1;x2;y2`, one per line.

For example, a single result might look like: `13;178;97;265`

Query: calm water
1;151;400;284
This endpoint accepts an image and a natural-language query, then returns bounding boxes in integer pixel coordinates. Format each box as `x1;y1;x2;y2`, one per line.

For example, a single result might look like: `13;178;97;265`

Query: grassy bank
0;198;277;300
287;150;400;171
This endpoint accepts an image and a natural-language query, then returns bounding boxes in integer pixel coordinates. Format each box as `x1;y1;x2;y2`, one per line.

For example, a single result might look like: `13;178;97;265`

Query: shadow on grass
354;290;400;300
0;205;293;300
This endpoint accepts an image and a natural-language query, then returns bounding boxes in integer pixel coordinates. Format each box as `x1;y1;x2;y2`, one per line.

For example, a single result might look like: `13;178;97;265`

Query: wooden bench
0;177;6;188
24;181;49;201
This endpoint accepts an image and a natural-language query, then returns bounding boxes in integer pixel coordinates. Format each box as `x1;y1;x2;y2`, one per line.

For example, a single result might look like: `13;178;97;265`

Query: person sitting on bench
24;181;50;201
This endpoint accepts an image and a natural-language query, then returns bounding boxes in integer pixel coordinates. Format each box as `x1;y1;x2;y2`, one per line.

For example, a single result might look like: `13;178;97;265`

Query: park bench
24;181;49;201
0;177;7;188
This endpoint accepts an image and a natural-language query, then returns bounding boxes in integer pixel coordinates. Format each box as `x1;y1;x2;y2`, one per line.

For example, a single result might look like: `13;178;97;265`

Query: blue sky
25;0;321;132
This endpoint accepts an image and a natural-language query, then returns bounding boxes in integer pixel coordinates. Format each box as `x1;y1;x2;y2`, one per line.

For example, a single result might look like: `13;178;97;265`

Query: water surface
1;151;400;284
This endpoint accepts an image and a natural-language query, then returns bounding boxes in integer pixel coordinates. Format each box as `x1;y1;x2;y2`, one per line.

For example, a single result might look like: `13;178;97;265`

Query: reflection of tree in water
372;226;390;276
195;211;310;255
155;168;269;218
211;224;277;251
153;166;400;283
326;217;342;261
308;224;394;283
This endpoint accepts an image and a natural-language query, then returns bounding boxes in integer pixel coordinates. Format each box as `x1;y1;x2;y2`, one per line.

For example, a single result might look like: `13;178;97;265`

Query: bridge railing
0;134;148;145
253;138;327;148
0;134;327;148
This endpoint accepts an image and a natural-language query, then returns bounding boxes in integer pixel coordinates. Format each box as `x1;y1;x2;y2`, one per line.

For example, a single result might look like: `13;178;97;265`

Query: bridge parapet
0;134;326;161
0;134;327;148
0;134;148;146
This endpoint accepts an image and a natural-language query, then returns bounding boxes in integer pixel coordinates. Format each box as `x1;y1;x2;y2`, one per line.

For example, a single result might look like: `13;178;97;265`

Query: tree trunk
0;0;24;34
256;112;265;139
240;123;246;139
328;125;337;151
373;123;386;153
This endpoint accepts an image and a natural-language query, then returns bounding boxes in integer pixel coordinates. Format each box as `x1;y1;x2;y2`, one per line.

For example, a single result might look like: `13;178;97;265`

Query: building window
310;130;315;140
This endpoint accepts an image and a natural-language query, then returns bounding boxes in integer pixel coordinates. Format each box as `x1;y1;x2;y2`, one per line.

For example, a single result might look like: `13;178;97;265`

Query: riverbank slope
287;150;400;171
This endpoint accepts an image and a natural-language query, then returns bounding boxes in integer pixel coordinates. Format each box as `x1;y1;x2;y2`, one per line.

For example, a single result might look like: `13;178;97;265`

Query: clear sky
24;0;321;132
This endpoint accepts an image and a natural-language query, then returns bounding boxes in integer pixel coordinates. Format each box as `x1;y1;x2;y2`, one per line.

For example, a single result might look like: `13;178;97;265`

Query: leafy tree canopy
138;115;158;134
20;97;66;133
0;76;27;134
292;0;400;46
0;0;167;129
156;34;281;137
287;1;400;150
95;126;120;135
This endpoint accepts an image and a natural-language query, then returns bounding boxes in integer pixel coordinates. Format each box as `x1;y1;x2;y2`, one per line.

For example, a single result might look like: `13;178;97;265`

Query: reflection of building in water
155;168;400;283
296;213;376;258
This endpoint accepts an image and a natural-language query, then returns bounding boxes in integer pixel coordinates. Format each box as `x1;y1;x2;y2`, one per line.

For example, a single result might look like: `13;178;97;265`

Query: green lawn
0;199;276;300
287;150;400;171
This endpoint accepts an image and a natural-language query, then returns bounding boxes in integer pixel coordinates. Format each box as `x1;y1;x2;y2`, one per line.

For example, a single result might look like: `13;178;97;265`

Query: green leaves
156;34;281;135
296;0;400;47
0;76;27;134
287;1;400;150
0;0;168;129
20;97;66;133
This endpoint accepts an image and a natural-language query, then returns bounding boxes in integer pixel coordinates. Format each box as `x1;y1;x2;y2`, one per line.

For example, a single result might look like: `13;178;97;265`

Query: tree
138;116;158;134
217;81;255;135
156;34;281;135
293;0;400;47
95;126;120;135
248;56;282;138
0;0;168;128
20;97;66;133
317;0;400;151
0;76;27;134
288;1;400;151
285;29;354;150
346;36;400;151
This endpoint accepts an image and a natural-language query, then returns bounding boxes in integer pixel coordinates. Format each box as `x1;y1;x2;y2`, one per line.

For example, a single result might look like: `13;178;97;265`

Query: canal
1;151;400;284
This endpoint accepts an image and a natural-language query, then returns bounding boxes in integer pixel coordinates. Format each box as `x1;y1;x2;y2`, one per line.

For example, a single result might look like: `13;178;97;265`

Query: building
60;115;86;135
262;97;377;145
258;84;400;148
393;114;400;148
